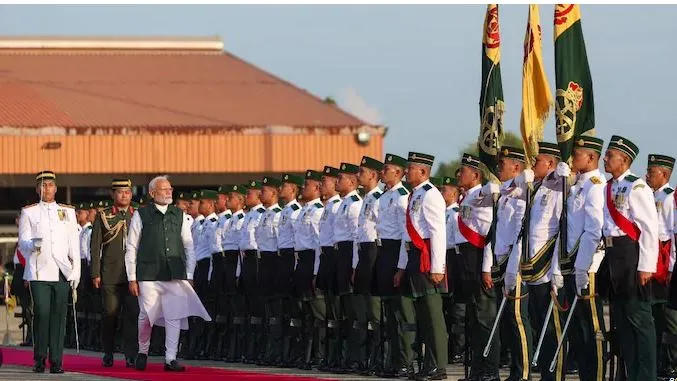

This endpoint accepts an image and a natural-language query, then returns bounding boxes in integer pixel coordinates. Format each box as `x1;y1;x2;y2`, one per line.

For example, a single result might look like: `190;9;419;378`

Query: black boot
320;320;338;371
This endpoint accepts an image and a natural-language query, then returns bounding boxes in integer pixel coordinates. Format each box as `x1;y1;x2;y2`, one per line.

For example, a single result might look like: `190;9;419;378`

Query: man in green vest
90;179;139;368
125;175;211;372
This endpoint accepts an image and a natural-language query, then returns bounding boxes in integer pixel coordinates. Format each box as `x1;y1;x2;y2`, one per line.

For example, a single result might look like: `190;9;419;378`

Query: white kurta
125;203;211;329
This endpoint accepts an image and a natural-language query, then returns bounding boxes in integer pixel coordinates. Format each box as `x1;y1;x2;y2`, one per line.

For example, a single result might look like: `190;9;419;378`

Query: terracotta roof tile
0;51;369;129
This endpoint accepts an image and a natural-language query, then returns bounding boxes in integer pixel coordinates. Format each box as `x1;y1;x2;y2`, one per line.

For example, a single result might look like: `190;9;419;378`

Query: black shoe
135;353;148;371
415;368;447;381
450;354;463;364
102;353;114;367
164;360;186;372
125;357;135;368
49;366;65;374
32;364;45;373
480;374;500;381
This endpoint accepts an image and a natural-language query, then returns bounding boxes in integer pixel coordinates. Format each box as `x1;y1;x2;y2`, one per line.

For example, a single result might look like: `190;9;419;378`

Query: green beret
111;178;132;189
408;152;435;167
217;185;235;195
538;142;562;160
339;163;359;175
305;170;323;182
430;177;444;187
246;180;262;190
281;173;304;187
648;154;675;171
574;136;604;155
76;202;87;210
35;170;56;183
198;189;218;200
323;166;339;178
96;200;111;209
499;146;526;163
461;153;482;170
176;191;191;201
190;191;200;200
360;156;384;172
607;135;639;162
262;176;282;187
231;184;247;195
384;153;407;168
443;176;458;187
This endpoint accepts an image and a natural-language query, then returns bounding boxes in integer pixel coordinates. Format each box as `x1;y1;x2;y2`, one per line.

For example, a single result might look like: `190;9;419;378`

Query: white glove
523;169;535;184
551;274;564;295
488;182;500;195
575;270;590;295
556;162;571;178
70;279;79;290
31;237;42;249
504;272;517;294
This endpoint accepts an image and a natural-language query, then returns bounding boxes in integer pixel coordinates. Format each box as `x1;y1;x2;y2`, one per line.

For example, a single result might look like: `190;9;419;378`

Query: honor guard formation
9;139;677;381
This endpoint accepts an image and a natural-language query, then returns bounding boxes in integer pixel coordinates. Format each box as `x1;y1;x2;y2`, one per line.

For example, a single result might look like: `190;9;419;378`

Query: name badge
605;236;614;248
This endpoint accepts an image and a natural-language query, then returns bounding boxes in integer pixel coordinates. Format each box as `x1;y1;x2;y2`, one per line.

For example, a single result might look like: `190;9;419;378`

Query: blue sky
0;5;674;176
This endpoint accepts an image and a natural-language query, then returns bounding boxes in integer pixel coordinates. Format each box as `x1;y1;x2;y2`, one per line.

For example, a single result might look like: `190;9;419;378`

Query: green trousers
30;280;69;366
612;297;656;381
564;274;606;381
351;294;382;367
504;279;533;381
661;305;677;374
400;293;448;372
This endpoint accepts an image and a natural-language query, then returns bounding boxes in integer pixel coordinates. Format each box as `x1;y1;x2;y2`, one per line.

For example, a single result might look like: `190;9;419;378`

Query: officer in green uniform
18;171;81;374
397;152;448;381
601;135;659;381
90;179;139;368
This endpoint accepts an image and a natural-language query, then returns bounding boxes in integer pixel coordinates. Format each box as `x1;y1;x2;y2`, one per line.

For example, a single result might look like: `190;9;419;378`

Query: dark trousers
503;277;532;381
466;286;499;378
30;278;69;367
529;282;565;381
101;283;139;358
400;293;448;373
612;298;656;381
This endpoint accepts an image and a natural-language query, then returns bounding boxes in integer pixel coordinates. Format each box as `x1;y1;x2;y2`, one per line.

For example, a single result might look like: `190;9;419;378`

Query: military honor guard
276;173;304;366
487;147;529;381
125;175;211;372
352;156;384;375
601;135;659;381
454;153;496;381
18;171;81;373
331;162;363;372
90;179;139;368
293;170;326;369
374;153;412;378
397;152;448;381
316;165;342;371
238;180;265;363
644;153;677;378
255;176;283;365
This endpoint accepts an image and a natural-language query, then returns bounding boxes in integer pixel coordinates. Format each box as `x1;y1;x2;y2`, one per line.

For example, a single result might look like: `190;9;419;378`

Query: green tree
323;96;337;106
435;131;523;178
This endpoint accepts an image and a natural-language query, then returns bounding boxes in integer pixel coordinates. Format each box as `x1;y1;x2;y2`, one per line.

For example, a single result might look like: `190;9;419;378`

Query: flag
478;4;505;178
520;4;553;166
554;4;595;163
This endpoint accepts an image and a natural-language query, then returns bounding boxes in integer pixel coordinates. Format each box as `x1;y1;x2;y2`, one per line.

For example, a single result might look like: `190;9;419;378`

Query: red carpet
0;347;335;380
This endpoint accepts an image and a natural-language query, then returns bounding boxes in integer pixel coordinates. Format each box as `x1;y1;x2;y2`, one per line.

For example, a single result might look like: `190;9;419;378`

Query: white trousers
138;308;180;364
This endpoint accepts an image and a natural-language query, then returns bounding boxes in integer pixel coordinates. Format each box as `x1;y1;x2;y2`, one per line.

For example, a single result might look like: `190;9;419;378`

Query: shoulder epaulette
664;187;675;195
210;217;217;222
422;184;432;191
590;176;602;185
397;187;409;196
290;203;300;211
23;203;37;209
332;198;341;204
373;191;382;200
314;202;324;209
225;214;233;220
625;174;639;182
87;225;93;230
256;207;265;213
237;213;245;219
58;203;75;209
453;207;459;212
273;207;282;213
350;195;361;202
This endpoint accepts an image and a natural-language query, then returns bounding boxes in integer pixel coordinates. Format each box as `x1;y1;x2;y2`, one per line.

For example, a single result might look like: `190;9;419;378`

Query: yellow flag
520;4;553;165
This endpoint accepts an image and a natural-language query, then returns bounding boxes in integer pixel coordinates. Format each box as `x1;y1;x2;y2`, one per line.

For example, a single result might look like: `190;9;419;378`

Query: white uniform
354;187;382;268
405;180;447;274
377;182;409;270
239;204;265;252
278;199;301;250
222;209;246;277
125;204;211;363
212;210;232;254
333;190;362;268
80;222;93;262
602;170;659;272
318;194;341;276
654;183;676;271
256;203;282;252
456;184;493;273
18;202;81;283
295;198;324;275
486;180;526;277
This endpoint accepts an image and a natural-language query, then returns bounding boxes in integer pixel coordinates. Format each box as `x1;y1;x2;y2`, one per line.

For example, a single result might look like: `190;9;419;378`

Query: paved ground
0;304;595;380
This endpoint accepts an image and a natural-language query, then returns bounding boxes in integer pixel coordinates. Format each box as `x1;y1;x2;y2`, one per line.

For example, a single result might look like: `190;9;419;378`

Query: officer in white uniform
18;170;81;374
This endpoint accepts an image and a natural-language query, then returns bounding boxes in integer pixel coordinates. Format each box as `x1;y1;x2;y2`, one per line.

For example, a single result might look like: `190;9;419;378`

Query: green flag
554;4;595;163
478;4;505;178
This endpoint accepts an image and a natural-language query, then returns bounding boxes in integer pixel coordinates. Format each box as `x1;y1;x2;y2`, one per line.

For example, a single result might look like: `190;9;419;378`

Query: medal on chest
461;205;471;219
57;209;66;221
412;195;422;213
540;190;550;206
614;187;626;207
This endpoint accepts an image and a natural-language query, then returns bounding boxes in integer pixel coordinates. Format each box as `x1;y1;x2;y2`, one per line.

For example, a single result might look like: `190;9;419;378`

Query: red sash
15;248;25;267
457;215;486;249
655;240;671;284
405;193;431;273
605;182;640;241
